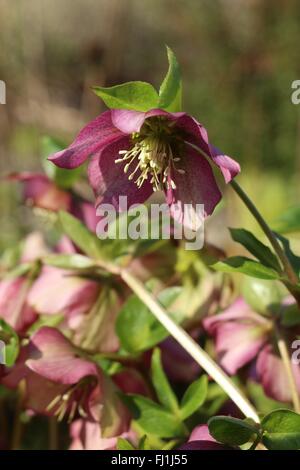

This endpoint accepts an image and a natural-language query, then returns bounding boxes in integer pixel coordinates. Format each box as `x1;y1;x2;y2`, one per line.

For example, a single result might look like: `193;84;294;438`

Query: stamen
115;118;183;191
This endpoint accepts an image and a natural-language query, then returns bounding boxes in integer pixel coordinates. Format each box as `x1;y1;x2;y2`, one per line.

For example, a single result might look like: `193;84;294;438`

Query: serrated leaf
180;375;208;420
230;228;280;271
158;47;182;112
212;256;281;280
151;348;179;413
262;409;300;450
93;81;159;111
121;394;185;438
208;416;259;446
116;287;182;353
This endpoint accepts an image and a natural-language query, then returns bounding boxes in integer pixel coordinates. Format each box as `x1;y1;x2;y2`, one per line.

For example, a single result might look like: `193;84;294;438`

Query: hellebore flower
0;277;37;332
10;326;129;431
27;266;100;330
8;172;71;213
0;233;47;332
203;297;300;403
49;109;240;229
9;172;99;232
69;419;135;451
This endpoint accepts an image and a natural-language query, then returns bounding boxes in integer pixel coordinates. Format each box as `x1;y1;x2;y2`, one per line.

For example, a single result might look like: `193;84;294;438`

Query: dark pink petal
256;344;300;403
174;114;240;183
49;111;124;169
166;145;222;229
26;327;98;384
160;336;200;383
88;136;153;211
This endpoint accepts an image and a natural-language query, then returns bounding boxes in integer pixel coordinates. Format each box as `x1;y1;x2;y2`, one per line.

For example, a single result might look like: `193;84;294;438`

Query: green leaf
93;81;159;112
41;136;82;189
121;394;185;438
262;409;300;450
229;228;280;271
116;287;182;353
151;348;179;413
180;375;208;420
158;47;182;112
275;233;300;279
117;438;135;450
208;416;259;446
59;211;104;260
0;320;19;367
43;254;95;270
212;256;281;280
273;207;300;234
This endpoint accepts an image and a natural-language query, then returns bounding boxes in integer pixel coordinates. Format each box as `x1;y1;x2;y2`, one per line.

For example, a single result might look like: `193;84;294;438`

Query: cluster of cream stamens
115;119;185;192
46;379;93;423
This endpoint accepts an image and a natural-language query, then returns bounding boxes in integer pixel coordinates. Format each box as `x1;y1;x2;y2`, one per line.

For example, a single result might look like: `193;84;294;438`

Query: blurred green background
0;0;299;251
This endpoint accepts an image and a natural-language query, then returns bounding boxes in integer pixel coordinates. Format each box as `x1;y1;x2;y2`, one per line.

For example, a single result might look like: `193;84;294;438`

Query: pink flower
9;172;71;212
69;420;135;451
4;326;128;432
49;109;240;229
203;297;300;403
27;266;99;330
9;172;99;231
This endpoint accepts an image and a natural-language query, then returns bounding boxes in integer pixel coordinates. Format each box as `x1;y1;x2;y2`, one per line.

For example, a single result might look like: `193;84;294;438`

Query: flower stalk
119;267;260;423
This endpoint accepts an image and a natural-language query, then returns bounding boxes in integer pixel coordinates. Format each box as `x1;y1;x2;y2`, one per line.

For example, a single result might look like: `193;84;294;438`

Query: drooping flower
9;172;99;232
27;266;100;330
49;109;240;229
203;297;300;403
3;326;129;432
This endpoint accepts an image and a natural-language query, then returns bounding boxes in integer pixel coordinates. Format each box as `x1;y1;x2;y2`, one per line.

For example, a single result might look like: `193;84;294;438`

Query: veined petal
111;108;185;134
166;145;222;230
88;136;153;211
27;266;99;320
203;298;270;374
175;114;240;183
49;111;124;169
26;327;98;384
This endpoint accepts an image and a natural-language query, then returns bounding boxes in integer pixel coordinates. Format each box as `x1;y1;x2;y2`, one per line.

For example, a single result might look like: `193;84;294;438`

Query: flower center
46;377;96;422
115;117;185;191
